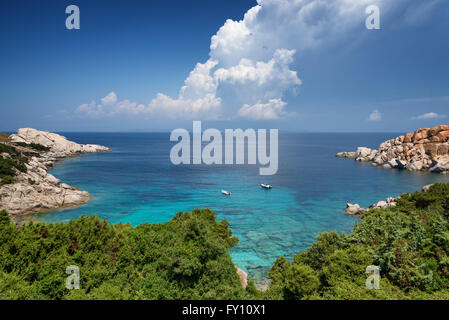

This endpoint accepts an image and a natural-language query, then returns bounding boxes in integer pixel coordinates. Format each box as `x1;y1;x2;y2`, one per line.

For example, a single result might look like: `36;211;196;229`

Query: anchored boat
221;190;231;195
261;183;272;189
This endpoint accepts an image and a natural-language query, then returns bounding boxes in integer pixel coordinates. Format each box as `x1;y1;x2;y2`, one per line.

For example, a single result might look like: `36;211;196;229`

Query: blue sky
0;0;448;132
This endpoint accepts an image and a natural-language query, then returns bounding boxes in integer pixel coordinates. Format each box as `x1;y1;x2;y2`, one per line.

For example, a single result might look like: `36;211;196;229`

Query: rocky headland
336;125;449;174
0;128;109;223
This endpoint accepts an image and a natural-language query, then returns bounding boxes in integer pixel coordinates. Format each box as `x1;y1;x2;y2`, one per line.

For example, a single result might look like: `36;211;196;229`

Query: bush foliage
0;208;248;300
266;183;449;300
2;183;449;300
0;143;28;185
14;142;50;152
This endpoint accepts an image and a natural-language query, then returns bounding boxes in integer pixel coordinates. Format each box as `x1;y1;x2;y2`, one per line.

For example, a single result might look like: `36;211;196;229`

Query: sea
34;132;449;284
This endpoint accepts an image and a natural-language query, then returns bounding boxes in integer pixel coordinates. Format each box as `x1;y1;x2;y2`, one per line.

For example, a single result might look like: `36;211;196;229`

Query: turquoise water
36;132;449;283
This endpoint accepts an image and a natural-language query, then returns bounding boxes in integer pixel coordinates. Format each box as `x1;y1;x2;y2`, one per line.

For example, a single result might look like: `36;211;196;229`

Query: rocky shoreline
338;125;449;216
345;196;399;216
345;183;435;216
0;128;110;224
336;125;449;174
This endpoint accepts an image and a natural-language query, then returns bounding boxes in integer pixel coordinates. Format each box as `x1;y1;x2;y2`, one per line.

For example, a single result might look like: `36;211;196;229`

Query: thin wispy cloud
401;0;443;26
412;112;446;120
368;109;382;122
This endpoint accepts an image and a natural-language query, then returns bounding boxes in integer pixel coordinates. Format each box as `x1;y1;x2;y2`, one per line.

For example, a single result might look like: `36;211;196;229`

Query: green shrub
0;143;19;156
283;264;319;299
0;208;247;300
267;183;449;300
0;143;28;184
0;176;15;186
3;182;449;300
14;142;50;152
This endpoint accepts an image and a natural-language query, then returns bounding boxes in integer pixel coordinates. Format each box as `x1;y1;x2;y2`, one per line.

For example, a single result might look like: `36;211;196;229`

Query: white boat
261;183;272;189
221;190;231;195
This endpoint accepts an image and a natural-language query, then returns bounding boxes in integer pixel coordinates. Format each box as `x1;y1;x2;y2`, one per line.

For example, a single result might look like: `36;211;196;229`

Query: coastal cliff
0;128;109;221
336;125;449;174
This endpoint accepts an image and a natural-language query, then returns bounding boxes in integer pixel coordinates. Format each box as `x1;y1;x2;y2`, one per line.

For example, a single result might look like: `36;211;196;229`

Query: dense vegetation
14;142;50;152
0;208;249;299
1;183;449;300
266;183;449;300
0;143;28;186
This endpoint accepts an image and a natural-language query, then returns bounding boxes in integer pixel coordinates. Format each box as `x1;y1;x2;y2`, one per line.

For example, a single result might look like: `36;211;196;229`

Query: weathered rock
371;200;388;209
396;160;407;169
407;160;424;171
337;125;449;174
429;156;449;173
430;130;449;143
354;147;377;162
236;267;248;289
345;203;366;215
413;128;430;142
369;196;399;209
429;125;449;137
404;132;414;143
10;128;110;156
336;152;356;158
64;192;90;205
45;174;60;185
388;159;398;168
344;195;399;217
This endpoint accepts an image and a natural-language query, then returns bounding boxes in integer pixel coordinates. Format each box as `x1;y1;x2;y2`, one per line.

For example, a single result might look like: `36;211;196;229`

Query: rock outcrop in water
345;184;437;216
337;125;449;174
346;196;399;216
0;128;110;221
345;203;365;215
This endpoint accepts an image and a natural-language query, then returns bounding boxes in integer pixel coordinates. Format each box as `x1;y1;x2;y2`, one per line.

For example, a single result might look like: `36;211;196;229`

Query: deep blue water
36;132;449;283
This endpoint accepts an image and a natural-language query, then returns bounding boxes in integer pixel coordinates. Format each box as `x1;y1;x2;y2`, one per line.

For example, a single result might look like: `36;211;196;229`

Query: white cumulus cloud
100;92;118;106
214;49;300;87
238;99;287;120
146;93;222;120
74;0;443;120
75;91;222;120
